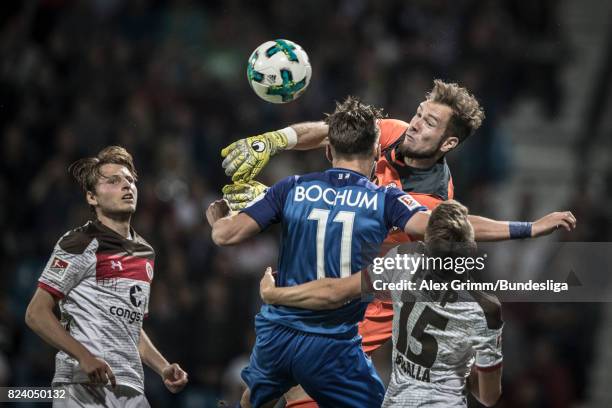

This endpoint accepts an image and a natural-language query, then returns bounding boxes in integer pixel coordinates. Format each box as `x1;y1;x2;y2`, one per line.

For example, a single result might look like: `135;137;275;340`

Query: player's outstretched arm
206;199;261;245
25;288;117;386
468;365;502;407
260;267;361;310
138;329;188;393
468;211;577;241
221;121;328;182
403;210;577;242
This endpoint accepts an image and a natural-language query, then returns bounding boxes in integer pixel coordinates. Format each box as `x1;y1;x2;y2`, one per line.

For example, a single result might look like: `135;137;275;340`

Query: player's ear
440;136;459;153
86;190;98;206
374;143;381;161
325;145;334;163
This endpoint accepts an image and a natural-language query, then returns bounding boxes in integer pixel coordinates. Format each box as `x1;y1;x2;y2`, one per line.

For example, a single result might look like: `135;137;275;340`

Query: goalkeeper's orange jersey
360;118;455;354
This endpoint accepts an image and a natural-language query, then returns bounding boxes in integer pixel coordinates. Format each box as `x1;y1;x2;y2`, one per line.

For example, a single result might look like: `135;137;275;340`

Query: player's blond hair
427;79;485;143
69;146;138;194
425;200;476;257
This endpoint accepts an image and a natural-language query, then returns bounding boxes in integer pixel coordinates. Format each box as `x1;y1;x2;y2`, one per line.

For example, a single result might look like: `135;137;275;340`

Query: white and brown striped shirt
38;220;155;393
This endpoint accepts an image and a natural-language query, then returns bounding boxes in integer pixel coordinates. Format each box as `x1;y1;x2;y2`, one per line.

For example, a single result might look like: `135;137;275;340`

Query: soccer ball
247;39;312;104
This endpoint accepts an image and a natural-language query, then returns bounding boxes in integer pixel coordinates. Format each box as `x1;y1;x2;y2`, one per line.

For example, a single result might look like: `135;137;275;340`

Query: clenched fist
222;181;268;211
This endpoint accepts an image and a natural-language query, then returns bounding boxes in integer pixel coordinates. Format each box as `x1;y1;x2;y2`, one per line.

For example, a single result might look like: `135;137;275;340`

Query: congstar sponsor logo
109;305;142;324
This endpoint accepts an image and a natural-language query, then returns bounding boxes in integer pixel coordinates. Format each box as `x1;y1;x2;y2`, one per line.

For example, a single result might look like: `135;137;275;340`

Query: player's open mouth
122;194;134;201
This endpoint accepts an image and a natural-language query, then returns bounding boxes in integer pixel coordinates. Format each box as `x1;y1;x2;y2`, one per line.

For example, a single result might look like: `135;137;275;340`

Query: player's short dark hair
427;79;485;144
69;146;138;194
325;96;384;158
425;200;476;257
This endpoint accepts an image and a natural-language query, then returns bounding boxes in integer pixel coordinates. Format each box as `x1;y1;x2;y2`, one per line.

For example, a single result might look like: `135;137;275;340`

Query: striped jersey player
26;146;187;407
38;219;155;392
384;291;503;408
381;201;503;407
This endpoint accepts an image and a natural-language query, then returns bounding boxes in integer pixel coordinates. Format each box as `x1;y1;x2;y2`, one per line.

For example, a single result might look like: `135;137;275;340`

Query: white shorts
52;384;150;408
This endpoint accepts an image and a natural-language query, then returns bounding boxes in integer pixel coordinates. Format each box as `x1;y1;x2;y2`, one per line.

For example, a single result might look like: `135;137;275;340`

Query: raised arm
221;121;328;182
468;211;577;241
291;121;329;150
403;209;577;242
259;268;362;310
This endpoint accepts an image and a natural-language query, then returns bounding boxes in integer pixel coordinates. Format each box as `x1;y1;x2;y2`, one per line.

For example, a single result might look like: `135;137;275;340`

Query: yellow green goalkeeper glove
222;181;269;211
221;128;297;182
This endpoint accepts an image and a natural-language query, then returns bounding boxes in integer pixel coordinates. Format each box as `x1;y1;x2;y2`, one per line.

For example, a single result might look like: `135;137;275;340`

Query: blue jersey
243;167;426;335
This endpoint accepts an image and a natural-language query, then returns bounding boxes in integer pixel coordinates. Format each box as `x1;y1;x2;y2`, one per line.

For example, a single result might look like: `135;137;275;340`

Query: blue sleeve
383;188;428;231
241;176;296;230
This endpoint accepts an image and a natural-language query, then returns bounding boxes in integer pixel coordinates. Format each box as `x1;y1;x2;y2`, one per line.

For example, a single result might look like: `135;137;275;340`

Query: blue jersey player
207;97;432;408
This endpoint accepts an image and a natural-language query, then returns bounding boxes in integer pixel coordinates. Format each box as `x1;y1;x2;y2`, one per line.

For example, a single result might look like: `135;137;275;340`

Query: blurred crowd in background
1;0;611;407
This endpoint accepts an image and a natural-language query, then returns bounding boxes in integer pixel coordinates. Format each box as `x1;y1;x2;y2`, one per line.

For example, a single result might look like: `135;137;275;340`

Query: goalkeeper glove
221;128;297;182
222;181;269;211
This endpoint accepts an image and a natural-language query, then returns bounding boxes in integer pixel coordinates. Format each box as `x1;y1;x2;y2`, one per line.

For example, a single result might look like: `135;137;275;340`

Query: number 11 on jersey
308;209;355;279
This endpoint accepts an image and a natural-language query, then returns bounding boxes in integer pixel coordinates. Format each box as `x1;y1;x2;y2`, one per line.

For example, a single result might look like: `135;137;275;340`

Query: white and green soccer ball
247;39;312;104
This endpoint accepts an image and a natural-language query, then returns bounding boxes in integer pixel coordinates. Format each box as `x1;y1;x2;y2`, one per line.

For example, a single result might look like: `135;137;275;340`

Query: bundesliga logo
398;195;421;211
49;257;69;277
